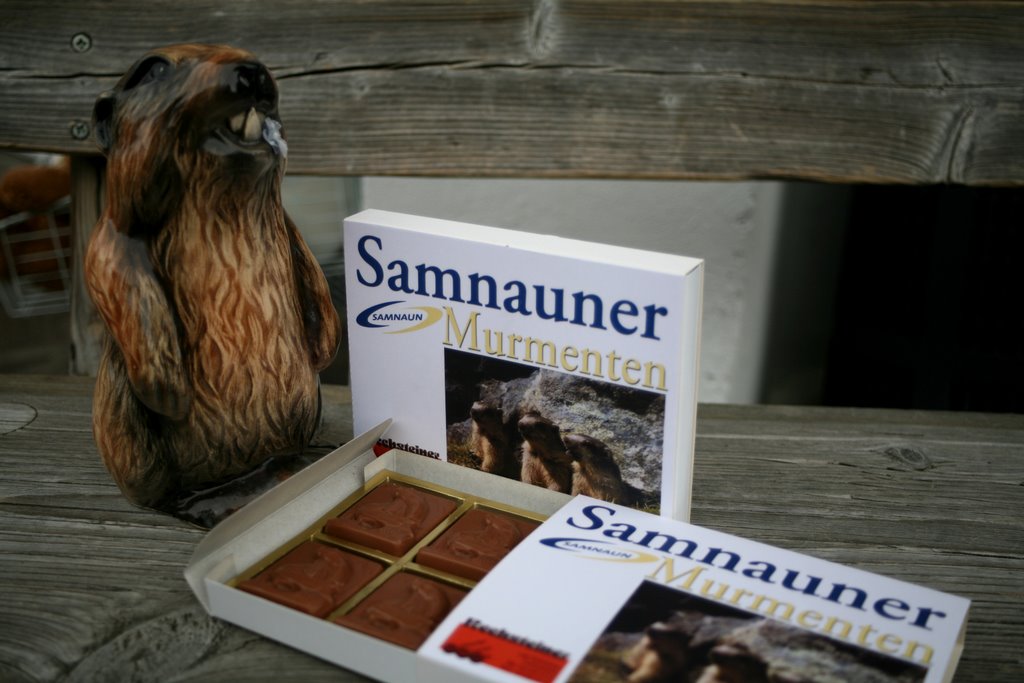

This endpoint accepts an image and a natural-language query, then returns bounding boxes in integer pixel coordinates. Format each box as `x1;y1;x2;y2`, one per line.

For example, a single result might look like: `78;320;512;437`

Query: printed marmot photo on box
444;348;663;512
571;581;928;683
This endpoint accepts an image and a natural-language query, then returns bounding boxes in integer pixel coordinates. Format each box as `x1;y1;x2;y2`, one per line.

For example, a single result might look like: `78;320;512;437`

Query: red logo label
441;621;568;683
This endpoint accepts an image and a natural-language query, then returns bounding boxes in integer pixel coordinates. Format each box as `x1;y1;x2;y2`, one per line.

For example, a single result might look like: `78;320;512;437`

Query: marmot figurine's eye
123;56;171;90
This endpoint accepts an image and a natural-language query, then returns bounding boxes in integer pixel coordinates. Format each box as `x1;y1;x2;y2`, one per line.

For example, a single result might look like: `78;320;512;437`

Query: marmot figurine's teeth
243;107;264;142
228;111;246;134
228;108;270;145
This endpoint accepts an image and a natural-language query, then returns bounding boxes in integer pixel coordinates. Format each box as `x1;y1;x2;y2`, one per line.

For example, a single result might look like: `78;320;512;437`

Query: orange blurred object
0;157;72;315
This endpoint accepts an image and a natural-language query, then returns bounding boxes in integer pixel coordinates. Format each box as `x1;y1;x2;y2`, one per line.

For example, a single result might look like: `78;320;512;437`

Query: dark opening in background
822;185;1023;413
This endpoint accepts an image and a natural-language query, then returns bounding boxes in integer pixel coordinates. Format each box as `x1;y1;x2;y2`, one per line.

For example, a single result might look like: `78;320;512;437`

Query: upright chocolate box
344;209;704;520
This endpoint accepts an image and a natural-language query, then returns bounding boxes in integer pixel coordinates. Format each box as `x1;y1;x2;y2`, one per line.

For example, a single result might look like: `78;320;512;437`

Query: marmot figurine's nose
232;62;276;104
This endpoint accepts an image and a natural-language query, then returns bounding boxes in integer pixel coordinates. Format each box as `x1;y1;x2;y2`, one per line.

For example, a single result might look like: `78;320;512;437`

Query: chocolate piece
238;541;383;618
324;482;457;555
417;507;539;580
335;572;466;649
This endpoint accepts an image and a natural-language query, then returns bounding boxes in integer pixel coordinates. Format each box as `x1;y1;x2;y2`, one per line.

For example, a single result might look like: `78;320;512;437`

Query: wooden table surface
0;373;1021;681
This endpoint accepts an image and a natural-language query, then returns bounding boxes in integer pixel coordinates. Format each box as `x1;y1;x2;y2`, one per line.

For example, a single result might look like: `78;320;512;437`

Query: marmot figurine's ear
93;91;116;153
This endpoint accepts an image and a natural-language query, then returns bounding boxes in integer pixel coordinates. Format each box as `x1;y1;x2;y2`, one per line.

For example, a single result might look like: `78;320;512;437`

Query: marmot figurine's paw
132;380;191;420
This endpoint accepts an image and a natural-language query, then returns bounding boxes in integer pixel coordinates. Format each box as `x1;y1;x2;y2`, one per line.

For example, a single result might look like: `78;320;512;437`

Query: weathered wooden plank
1;376;1022;680
1;1;1022;184
0;377;364;682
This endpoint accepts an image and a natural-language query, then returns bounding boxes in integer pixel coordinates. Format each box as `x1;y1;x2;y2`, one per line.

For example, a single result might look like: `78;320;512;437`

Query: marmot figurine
85;44;340;513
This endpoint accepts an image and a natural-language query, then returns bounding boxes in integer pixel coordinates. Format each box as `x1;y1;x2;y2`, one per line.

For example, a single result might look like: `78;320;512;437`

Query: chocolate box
418;496;968;683
186;423;967;683
343;209;704;520
185;207;963;682
185;420;571;682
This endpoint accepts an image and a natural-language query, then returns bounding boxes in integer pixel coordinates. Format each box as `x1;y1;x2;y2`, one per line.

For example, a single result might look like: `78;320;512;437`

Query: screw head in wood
69;120;91;140
71;33;92;53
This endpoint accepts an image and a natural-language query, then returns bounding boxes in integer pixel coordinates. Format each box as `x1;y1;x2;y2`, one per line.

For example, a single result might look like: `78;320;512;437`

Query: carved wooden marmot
85;44;340;512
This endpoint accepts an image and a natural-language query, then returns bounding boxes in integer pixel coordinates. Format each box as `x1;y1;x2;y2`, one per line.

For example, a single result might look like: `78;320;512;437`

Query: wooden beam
2;1;1022;184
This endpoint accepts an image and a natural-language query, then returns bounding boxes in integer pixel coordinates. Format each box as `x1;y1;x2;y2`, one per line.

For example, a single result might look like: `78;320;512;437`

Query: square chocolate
334;572;466;649
238;541;383;618
416;507;540;580
323;481;458;556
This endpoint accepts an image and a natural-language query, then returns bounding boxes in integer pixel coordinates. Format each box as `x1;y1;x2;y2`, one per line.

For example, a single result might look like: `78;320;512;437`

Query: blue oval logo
539;537;660;564
356;301;443;334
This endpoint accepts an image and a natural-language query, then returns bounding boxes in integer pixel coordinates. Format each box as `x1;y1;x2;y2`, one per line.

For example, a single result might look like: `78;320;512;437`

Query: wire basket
0;195;72;318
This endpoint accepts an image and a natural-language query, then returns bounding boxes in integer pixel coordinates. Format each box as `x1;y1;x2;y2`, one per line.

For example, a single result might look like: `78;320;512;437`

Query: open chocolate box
185;421;570;682
187;421;969;683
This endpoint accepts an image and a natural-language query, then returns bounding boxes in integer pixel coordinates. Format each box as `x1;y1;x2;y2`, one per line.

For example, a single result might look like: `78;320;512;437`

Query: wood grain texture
0;376;358;682
1;1;1022;184
0;374;1021;680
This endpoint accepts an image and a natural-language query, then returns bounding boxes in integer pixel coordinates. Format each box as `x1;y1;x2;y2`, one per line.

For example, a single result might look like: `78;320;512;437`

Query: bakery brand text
567;503;948;665
443;307;666;391
355;235;669;340
569;504;946;631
